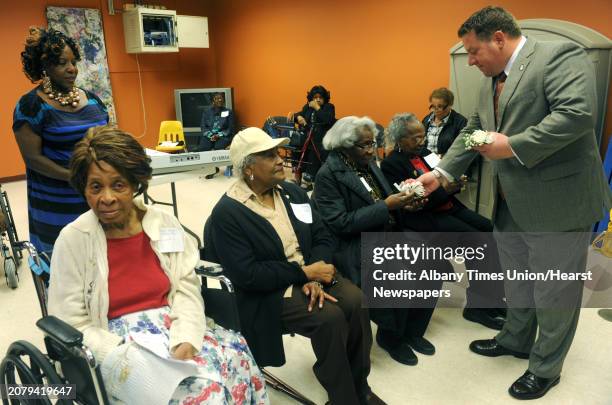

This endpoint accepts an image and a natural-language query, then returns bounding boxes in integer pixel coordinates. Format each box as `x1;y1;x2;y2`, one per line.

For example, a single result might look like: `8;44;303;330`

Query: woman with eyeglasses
421;87;467;157
313;116;447;367
381;113;507;331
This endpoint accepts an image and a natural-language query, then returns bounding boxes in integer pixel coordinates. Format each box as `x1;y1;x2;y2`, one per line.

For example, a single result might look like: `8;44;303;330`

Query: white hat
230;127;289;168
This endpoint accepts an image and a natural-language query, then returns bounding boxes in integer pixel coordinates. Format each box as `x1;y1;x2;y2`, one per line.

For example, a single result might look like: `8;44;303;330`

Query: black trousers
408;206;506;308
281;276;372;405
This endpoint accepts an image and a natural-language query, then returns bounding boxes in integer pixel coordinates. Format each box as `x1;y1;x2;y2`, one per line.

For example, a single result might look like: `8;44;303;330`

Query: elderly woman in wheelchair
47;126;268;404
205;128;385;405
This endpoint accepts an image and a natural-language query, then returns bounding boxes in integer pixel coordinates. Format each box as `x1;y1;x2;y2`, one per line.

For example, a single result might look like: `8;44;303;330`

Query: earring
42;71;52;94
249;174;254;181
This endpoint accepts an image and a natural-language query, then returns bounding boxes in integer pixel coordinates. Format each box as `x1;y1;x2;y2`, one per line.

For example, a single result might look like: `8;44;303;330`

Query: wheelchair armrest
36;315;83;348
195;260;223;277
195;260;234;293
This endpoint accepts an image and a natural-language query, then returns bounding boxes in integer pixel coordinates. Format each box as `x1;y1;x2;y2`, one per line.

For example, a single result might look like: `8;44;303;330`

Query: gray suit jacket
440;37;612;231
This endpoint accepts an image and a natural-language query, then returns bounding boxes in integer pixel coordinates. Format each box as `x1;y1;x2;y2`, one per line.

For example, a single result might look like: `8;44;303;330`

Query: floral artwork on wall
46;6;117;123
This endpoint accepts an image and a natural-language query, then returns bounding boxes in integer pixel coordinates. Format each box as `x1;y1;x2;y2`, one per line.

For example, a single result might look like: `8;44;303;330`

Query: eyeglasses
430;104;449;111
354;141;377;150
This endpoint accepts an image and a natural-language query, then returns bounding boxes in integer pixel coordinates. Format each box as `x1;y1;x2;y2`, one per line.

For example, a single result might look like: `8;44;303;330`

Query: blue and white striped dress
12;88;109;253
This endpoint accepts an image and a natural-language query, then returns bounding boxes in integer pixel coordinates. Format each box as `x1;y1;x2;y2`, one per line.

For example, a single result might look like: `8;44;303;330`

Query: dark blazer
205;181;334;367
421;109;467;155
313;151;397;286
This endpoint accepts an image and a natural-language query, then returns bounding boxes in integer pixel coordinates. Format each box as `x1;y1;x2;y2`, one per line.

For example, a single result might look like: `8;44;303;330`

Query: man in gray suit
418;6;612;400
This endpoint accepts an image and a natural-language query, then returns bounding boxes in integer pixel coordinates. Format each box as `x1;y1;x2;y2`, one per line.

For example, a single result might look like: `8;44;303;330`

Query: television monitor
174;88;234;134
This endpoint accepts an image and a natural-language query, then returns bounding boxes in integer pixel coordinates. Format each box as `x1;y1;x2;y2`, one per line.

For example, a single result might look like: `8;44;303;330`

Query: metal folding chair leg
262;368;317;405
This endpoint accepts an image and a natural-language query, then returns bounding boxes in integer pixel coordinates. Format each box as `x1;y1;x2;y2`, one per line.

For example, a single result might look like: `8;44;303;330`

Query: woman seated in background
13;27;109;253
313;116;446;366
381;113;506;330
288;85;336;190
421;87;467;157
206;128;384;405
48;126;267;405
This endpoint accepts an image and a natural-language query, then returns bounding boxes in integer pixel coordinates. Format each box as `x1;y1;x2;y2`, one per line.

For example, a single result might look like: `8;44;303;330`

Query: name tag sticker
158;228;184;253
360;177;373;192
290;203;313;223
221;110;229;117
424;153;441;168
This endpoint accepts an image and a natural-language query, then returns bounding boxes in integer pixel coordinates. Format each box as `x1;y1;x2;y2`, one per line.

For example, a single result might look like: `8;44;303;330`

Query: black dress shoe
376;329;418;366
469;339;530;359
405;336;435;355
509;371;560;400
463;308;505;330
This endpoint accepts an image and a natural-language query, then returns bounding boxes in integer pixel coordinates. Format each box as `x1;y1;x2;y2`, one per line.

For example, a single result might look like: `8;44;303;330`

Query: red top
107;231;170;319
409;156;453;212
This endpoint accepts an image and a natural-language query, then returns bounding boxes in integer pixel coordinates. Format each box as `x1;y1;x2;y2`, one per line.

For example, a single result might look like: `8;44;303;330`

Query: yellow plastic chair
156;121;187;153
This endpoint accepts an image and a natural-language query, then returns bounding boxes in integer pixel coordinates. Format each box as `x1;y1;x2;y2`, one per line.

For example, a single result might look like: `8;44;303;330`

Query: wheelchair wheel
0;341;66;405
4;256;18;289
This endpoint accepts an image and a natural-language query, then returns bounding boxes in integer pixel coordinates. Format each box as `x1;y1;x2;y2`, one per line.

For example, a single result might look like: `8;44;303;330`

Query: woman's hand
308;100;321;111
296;115;307;126
172;342;196;361
302;261;336;284
444;175;468;194
384;192;411;210
404;195;428;212
302;281;338;312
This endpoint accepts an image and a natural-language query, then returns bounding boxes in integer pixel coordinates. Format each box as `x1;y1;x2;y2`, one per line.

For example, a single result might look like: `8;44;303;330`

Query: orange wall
1;0;216;179
2;1;611;179
210;0;612;155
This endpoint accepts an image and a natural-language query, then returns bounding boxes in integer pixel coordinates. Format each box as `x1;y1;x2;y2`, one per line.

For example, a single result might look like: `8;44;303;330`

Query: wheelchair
1;240;315;405
1;185;24;289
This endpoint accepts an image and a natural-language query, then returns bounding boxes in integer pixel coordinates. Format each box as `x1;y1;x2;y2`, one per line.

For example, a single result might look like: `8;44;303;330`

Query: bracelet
432;169;442;179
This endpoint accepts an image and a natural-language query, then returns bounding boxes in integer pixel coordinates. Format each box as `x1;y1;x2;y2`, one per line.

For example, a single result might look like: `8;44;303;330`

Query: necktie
494;72;507;126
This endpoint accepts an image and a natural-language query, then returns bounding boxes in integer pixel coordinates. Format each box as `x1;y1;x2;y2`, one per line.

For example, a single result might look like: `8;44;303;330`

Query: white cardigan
48;199;205;363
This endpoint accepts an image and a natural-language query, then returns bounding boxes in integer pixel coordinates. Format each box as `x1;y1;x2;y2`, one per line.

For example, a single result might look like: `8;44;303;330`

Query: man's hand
172;342;196;361
472;132;514;160
302;261;336;284
210;134;220;142
302;281;338;311
416;172;441;195
296;115;307;126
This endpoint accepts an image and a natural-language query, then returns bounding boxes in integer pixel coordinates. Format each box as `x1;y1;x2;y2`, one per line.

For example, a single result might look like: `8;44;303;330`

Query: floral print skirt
103;306;268;405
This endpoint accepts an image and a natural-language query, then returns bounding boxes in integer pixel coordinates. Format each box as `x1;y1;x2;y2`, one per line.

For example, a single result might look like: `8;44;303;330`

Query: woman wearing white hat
205;128;386;405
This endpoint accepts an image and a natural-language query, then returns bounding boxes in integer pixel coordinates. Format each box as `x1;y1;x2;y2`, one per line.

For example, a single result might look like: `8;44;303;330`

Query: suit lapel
497;38;536;130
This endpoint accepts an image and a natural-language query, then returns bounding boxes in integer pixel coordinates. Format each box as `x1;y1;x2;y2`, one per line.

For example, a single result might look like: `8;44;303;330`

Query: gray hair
322;116;378;151
387;113;424;147
235;154;258;179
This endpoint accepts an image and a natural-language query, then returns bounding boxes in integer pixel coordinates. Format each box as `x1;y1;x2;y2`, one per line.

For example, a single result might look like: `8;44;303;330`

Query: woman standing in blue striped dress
13;27;109;253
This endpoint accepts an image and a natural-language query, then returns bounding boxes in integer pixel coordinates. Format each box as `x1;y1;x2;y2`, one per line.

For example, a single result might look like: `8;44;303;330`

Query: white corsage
464;130;493;150
399;181;426;198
